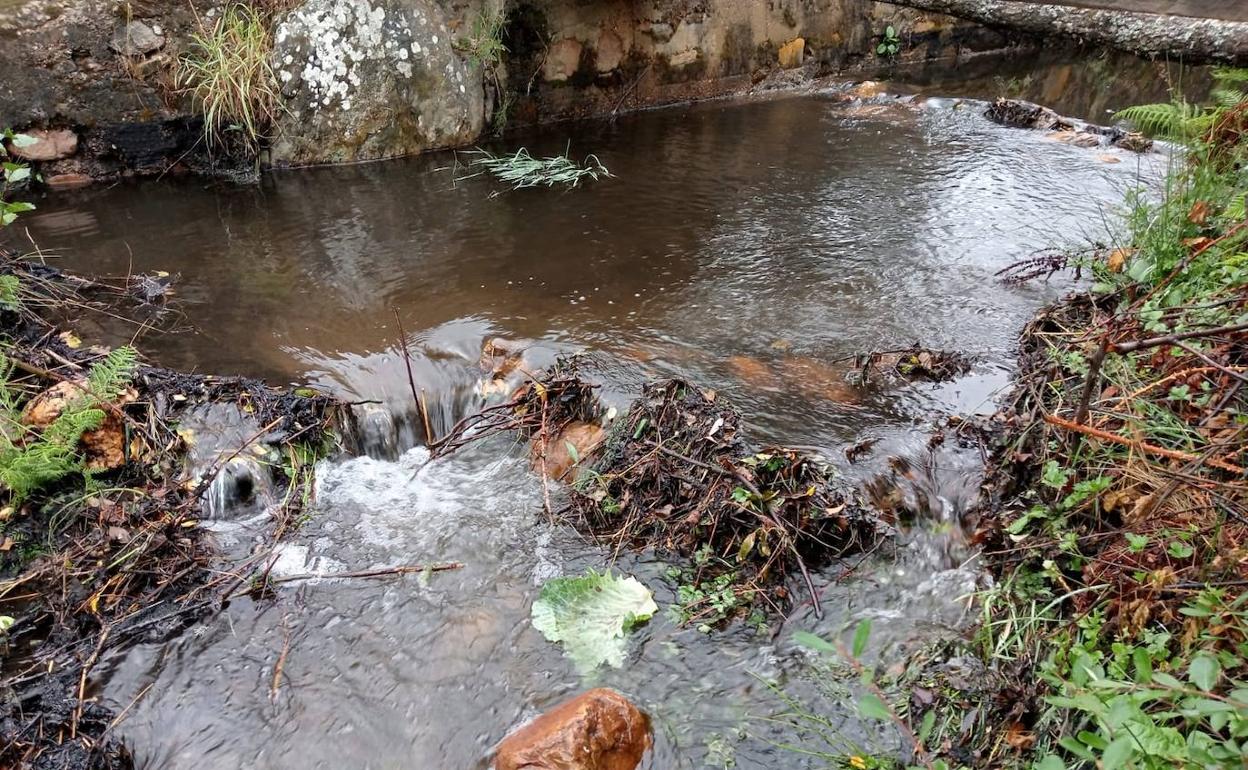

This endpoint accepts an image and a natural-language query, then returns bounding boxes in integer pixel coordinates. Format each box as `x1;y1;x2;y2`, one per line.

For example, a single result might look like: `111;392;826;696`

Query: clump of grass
455;9;508;69
460;147;611;194
177;3;280;151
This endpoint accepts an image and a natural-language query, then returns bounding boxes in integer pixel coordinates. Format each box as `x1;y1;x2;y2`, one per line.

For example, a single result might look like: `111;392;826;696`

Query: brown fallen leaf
1107;247;1133;273
1188;200;1210;225
1004;722;1036;750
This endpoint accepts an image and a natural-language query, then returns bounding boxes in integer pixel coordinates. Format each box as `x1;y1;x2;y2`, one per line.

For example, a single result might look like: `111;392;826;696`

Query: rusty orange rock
777;37;805;69
494;689;651;770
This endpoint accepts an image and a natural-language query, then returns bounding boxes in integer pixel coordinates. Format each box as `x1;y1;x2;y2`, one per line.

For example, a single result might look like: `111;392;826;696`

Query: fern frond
1212;67;1248;85
0;275;19;311
1115;102;1212;141
86;346;138;400
1212;88;1247;110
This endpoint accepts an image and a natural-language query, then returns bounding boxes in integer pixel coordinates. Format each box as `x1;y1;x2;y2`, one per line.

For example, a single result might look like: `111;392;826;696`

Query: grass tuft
177;3;280;151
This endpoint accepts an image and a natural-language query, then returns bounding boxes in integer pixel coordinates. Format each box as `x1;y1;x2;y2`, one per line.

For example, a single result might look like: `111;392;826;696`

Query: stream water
18;82;1166;768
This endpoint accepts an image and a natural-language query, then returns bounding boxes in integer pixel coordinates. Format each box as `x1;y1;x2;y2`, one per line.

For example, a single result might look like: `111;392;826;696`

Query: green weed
876;25;901;58
177;3;280;150
459;146;612;194
1;129;36;227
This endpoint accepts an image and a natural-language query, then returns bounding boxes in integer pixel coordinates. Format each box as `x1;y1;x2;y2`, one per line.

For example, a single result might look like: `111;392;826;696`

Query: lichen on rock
269;0;484;165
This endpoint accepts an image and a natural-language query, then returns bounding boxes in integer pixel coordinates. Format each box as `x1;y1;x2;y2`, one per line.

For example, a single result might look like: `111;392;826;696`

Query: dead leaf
1004;722;1036;750
58;331;82;349
1188;200;1210;225
1107;247;1132;273
1097;154;1121;164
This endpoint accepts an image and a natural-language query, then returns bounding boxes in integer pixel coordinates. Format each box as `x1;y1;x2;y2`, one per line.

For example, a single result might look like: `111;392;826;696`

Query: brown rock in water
1048;131;1102;148
45;172;94;190
778;357;861;404
494;689;651;770
726;355;782;391
531;421;604;481
10;129;78;161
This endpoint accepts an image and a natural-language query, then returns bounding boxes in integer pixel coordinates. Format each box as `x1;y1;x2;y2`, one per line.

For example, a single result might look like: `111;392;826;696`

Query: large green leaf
531;570;657;672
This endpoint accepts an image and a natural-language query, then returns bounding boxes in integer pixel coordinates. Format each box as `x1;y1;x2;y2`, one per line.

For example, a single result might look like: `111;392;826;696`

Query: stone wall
0;0;1114;179
491;0;1019;128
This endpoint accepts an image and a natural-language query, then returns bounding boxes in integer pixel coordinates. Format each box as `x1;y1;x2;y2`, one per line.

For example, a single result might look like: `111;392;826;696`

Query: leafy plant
0;346;138;502
1;129;37;227
1040;592;1248;770
788;621;956;770
666;565;745;632
1115;67;1248;145
530;569;656;672
177;3;280;150
876;25;900;58
0;275;20;312
454;9;507;68
458;146;612;194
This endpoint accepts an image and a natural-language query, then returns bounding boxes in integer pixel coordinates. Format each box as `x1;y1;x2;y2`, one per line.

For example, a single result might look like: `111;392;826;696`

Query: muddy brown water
15;84;1167;768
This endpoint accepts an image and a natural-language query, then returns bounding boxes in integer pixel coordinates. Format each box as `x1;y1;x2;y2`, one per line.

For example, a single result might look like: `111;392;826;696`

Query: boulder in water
269;0;484;164
494;688;651;770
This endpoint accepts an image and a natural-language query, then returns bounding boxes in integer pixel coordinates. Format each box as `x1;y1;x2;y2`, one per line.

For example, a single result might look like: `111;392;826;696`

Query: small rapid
26;84;1167;767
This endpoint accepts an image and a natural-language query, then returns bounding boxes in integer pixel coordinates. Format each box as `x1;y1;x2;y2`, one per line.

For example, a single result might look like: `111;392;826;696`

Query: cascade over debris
433;357;885;615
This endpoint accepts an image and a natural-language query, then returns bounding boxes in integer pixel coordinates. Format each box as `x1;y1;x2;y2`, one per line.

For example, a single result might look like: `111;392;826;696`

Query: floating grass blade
459;147;612;194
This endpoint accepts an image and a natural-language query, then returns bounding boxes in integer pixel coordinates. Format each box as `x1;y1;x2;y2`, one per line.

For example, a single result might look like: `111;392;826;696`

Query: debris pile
0;250;343;769
853;345;972;384
434;358;883;616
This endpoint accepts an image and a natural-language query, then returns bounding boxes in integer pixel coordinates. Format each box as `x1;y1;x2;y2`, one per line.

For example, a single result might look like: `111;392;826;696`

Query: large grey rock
269;0;483;165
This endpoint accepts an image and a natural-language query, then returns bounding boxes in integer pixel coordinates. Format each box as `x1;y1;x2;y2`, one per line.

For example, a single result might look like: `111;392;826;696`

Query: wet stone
10;129;78;161
494;689;651;770
985;97;1072;131
109;21;164;57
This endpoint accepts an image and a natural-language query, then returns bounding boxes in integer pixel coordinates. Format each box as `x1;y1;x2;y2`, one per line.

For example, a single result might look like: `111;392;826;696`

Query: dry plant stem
1074;320;1248;423
392;308;433;444
1043;412;1246;473
266;562;463;585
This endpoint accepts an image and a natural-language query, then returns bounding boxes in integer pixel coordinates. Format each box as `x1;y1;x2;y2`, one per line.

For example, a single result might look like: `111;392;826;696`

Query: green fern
0;345;138;502
1115;102;1213;141
0;275;18;311
87;346;138;400
1117;68;1248;142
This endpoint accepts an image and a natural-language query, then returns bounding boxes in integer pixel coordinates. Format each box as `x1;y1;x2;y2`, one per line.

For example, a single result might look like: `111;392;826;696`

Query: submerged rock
494;688;651;770
531;420;604;482
269;0;484;165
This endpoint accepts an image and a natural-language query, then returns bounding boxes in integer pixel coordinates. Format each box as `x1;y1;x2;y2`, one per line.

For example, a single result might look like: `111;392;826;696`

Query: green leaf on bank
857;693;891;721
530;569;657;672
1188;654;1220;691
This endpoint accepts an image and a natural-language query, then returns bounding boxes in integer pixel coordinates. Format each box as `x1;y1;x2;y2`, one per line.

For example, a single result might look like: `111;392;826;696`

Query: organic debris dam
7;81;1175;767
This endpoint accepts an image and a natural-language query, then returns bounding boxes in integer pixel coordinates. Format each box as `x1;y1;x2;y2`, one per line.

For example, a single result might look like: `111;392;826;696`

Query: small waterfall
330;333;564;460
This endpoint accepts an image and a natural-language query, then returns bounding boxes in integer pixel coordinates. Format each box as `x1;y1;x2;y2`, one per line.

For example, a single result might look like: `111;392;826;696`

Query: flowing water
17;83;1167;768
